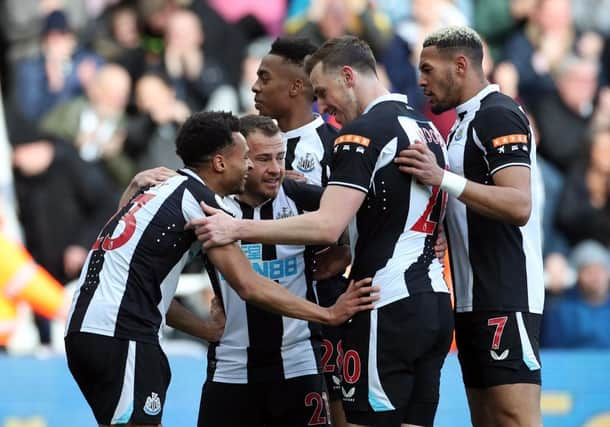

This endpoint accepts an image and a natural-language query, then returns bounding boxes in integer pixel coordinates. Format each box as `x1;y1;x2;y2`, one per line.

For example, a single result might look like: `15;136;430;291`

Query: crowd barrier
0;350;608;426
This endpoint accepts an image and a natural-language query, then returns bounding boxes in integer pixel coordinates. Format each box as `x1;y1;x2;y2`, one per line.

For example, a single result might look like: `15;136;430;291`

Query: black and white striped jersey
207;179;324;383
65;169;226;344
282;114;337;186
444;85;544;314
328;94;450;308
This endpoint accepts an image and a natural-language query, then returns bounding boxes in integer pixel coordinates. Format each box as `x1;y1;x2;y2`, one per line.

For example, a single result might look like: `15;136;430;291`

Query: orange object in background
0;233;66;320
443;252;457;352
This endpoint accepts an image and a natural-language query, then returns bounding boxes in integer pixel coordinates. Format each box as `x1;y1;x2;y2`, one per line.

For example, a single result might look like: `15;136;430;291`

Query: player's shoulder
178;170;225;209
474;93;530;135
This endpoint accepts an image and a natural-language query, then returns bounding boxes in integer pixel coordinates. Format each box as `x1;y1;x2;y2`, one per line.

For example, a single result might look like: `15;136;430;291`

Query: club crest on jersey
276;206;294;219
296;153;316;172
143;392;162;416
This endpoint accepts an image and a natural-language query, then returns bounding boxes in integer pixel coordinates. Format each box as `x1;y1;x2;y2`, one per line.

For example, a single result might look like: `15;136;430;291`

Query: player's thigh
455;311;542;389
403;293;454;427
486;383;541;426
197;381;264;427
66;333;171;426
269;374;331;427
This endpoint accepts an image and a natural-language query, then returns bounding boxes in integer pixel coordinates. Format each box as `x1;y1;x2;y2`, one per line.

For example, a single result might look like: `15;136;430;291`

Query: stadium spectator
150;8;238;113
533;55;599;174
541;240;610;348
396;26;544;427
10;114;117;351
126;72;190;170
190;36;454;427
14;10;104;121
40;63;134;189
556;124;610;246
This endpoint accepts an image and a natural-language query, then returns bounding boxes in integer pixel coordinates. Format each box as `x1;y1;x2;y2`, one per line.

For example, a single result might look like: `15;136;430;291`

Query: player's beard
430;70;458;115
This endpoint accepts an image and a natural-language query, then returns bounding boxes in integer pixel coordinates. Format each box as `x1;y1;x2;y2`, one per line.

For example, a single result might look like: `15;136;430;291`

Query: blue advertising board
1;351;608;426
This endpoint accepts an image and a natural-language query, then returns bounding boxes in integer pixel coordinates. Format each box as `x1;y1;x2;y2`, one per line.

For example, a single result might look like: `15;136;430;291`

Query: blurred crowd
0;0;609;352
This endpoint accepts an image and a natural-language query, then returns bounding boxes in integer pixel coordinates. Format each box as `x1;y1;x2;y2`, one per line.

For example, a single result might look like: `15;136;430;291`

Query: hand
312;245;351;280
13;142;55;176
394;141;444;187
186;201;238;248
326;278;379;326
205;296;226;342
63;245;88;278
132;167;176;188
284;170;308;183
434;223;447;261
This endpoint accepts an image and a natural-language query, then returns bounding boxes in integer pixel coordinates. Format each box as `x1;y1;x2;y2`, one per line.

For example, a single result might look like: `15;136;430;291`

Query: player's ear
341;66;355;88
290;78;304;96
455;55;468;76
211;153;225;172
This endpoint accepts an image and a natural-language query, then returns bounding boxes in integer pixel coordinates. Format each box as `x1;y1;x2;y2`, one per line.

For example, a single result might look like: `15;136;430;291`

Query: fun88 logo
242;244;299;280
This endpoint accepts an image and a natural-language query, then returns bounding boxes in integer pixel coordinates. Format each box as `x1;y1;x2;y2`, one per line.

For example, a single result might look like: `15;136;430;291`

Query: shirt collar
180;168;205;185
281;114;325;139
455;84;499;117
363;93;409;115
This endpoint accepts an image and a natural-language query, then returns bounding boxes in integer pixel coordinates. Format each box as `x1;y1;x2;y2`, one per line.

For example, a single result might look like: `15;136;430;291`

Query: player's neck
358;80;390;115
276;106;315;133
194;167;231;197
459;75;489;105
236;191;270;208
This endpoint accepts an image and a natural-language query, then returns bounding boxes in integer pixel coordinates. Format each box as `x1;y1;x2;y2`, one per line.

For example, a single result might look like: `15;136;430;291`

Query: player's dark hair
269;36;318;67
239;114;279;139
175;111;240;167
304;35;377;76
423;26;484;67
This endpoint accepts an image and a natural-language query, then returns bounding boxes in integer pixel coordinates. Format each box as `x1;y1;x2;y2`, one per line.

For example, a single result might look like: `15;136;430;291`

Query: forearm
458;180;531;225
118;180;140;210
166;299;216;341
246;277;332;324
235;211;337;246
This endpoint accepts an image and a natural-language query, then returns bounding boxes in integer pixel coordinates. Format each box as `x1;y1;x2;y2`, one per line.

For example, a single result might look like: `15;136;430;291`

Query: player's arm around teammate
395;141;532;225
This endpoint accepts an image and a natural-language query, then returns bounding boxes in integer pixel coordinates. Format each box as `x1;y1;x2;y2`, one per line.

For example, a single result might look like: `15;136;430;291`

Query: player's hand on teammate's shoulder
205;296;226;342
132;166;177;188
326;277;379;326
186;202;238;249
394;140;444;187
284;170;308;183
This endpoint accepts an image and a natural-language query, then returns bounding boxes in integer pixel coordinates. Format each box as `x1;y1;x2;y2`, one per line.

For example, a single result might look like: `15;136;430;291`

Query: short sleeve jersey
444;85;544;314
65;169;229;344
328;94;450;308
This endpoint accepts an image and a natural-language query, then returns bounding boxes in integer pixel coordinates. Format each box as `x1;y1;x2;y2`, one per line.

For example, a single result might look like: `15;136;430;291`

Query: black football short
455;310;542;388
341;292;454;426
65;332;171;425
198;374;330;427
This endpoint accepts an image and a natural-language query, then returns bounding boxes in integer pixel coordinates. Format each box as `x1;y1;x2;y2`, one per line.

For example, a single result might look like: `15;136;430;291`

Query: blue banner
0;351;609;426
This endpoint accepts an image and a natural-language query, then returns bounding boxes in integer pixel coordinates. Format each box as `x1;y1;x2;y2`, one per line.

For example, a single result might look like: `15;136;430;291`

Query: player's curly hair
175;111;240;167
269;36;318;67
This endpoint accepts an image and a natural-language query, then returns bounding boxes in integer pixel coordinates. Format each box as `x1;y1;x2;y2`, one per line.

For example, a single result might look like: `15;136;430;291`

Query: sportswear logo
490;349;509;360
341;386;356;399
332;375;341;386
143;392;162;416
296;153;316;172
